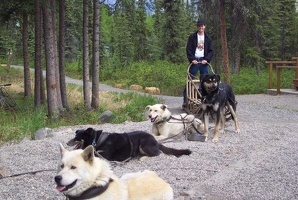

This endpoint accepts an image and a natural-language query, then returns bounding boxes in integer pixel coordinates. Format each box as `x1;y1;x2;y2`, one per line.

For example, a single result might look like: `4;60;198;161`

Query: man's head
197;19;205;26
196;19;206;33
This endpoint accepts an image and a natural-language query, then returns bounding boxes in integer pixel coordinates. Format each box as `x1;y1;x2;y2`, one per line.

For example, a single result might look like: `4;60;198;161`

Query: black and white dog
200;74;240;142
67;127;191;162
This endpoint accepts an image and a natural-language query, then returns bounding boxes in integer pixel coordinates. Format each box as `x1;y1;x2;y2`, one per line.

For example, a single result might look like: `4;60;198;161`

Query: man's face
197;24;205;33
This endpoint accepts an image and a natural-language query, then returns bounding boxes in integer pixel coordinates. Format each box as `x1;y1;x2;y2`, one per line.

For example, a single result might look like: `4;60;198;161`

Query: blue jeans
183;63;209;103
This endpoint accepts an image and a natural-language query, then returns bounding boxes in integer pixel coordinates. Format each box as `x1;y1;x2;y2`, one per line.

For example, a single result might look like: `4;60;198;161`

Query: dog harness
155;115;203;142
202;87;223;105
92;132;134;162
92;132;109;149
65;178;113;200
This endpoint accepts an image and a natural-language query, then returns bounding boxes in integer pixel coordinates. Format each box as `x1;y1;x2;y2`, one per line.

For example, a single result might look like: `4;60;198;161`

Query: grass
0;67;160;144
66;60;296;96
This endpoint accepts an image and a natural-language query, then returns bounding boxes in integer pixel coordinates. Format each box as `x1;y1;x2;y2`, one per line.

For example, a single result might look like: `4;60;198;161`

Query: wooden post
292;57;298;79
266;60;296;90
276;65;298;94
269;63;273;89
277;67;281;95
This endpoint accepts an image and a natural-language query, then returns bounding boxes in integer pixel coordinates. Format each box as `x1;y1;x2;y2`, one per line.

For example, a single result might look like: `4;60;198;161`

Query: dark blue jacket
186;32;214;63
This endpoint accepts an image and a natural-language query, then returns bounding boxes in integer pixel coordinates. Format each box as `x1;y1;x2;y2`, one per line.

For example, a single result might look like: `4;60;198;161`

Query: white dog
55;144;173;200
146;104;204;141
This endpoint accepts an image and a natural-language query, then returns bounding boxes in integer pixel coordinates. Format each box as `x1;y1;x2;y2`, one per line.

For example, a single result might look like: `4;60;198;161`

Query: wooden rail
276;66;298;95
265;60;296;89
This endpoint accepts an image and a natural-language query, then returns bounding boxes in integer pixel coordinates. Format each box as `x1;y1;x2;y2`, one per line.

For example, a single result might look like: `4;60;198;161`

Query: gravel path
1;71;298;199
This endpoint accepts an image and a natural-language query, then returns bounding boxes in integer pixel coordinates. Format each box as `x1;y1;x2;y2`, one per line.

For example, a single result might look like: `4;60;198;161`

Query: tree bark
91;0;100;109
219;0;230;83
83;0;91;110
34;0;42;107
50;0;63;109
22;12;32;97
59;0;69;110
42;1;60;118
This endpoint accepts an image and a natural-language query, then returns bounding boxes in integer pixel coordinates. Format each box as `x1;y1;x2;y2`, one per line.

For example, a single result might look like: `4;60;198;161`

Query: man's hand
192;60;199;64
192;60;208;64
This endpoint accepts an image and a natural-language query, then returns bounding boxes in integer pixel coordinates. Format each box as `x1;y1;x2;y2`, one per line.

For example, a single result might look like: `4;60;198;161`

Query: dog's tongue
56;185;66;192
73;144;80;150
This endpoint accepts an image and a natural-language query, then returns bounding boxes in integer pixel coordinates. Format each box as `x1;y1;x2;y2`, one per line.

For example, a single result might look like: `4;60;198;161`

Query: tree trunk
59;0;69;110
83;0;91;110
235;51;240;74
219;0;230;83
50;0;63;109
7;50;14;68
42;1;60;118
91;0;100;109
22;12;32;97
34;0;42;107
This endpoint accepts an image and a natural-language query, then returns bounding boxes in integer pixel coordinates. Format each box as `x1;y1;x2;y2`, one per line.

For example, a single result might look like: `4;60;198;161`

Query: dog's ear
82;145;95;163
216;74;220;81
161;104;167;110
199;74;206;82
85;127;96;136
59;143;68;156
145;105;151;110
86;127;94;133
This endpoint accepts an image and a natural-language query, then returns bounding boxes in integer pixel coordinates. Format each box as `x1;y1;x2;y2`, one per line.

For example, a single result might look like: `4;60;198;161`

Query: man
183;19;214;108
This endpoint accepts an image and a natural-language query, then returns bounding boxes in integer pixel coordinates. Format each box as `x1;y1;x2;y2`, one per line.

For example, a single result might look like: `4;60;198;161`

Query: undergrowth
66;60;295;96
0;67;160;144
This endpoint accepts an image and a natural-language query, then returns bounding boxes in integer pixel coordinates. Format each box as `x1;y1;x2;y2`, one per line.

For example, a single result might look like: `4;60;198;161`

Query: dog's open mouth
207;85;217;90
73;143;81;150
67;140;83;150
149;115;158;123
56;180;77;192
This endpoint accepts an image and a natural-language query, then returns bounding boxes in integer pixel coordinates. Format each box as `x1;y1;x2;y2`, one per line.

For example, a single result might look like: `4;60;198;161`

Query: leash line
0;169;56;179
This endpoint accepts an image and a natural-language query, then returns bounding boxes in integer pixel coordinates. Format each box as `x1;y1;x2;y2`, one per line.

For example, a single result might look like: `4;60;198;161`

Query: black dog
200;74;240;142
67;127;191;162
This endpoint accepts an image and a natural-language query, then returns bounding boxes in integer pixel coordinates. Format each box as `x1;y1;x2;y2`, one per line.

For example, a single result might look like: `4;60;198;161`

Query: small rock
34;127;53;140
98;110;113;123
129;84;143;91
145;87;160;94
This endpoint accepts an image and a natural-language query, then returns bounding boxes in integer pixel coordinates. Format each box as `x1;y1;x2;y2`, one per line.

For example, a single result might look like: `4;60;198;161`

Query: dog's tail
158;144;191;157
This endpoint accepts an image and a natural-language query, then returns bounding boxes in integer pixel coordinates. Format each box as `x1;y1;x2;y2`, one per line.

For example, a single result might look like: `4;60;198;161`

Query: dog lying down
55;144;174;200
67;127;191;162
146;104;205;141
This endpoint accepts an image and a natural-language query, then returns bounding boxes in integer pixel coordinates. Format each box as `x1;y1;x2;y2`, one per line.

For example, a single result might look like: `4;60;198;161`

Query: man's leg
197;64;209;93
199;63;209;75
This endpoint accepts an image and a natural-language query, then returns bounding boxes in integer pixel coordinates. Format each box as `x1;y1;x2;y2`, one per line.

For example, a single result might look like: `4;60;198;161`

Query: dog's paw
212;137;219;143
235;128;240;134
212;132;219;142
139;156;150;161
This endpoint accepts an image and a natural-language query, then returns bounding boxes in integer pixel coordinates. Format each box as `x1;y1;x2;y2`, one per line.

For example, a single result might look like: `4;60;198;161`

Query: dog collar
93;132;109;149
155;116;172;125
66;178;113;200
202;88;222;104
